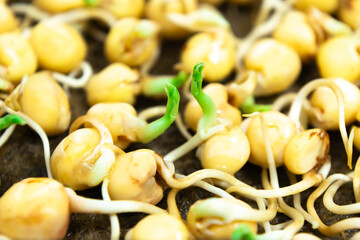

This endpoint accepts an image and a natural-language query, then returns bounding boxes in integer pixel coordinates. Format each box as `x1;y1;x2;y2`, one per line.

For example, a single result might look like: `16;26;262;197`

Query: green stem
142;72;190;97
141;82;180;143
191;62;217;133
84;0;100;7
240;96;272;114
231;224;258;240
133;21;158;39
0;114;26;130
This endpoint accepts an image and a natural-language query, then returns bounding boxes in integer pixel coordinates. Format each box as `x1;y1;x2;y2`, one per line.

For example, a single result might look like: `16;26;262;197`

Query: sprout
87;82;179;148
231;224;257;240
141;72;190;97
141;82;180;143
84;0;100;7
164;63;234;162
145;0;197;39
240;96;272;114
288;78;353;168
105;18;160;68
167;4;230;32
226;70;258;108
50;116;118;190
307;8;352;37
187;197;268;239
191;62;217;133
52;61;93;89
184;82;241;132
307;173;359;236
0;114;26;130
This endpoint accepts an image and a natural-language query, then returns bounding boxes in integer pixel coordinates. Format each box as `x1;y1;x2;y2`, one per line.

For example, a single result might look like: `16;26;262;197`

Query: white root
288;79;352;168
0;125;16;148
52;61;93;89
163;121;229;162
138;106;166;122
65;188;167;214
101;179;120;240
1;102;52;178
46;8;117;27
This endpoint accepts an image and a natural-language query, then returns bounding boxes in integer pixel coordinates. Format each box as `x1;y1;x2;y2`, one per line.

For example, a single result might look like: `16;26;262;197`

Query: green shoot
0;78;14;92
231;224;257;240
195;9;230;29
142;72;190;97
240;96;272;114
191;62;216;133
141;82;180;143
84;0;100;7
0;114;26;130
133;21;157;39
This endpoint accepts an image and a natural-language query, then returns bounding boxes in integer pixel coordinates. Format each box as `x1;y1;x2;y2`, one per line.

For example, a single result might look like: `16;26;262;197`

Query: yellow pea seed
273;10;317;62
51;128;102;190
187;198;257;240
0;178;69;240
33;0;86;13
146;0;197;39
180;30;235;82
294;0;339;14
19;71;71;136
0;3;18;34
107;149;163;205
197;126;250;174
246;111;297;167
317;36;360;84
85;63;141;106
338;0;360;29
87;102;146;149
184;83;241;131
0;31;37;83
125;213;189;240
100;0;144;18
105;18;160;67
30;21;87;73
245;38;301;96
195;219;257;240
284;129;330;175
309;78;360;130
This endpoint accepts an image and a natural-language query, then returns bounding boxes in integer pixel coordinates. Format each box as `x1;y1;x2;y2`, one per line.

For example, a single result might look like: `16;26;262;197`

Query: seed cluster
0;0;360;240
